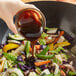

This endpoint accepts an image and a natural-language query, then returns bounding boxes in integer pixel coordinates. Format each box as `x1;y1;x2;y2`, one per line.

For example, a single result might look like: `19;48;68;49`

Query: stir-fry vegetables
0;27;76;76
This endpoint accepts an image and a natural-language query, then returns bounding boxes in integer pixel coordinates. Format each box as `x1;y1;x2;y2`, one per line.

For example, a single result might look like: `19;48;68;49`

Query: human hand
0;0;37;34
56;0;76;4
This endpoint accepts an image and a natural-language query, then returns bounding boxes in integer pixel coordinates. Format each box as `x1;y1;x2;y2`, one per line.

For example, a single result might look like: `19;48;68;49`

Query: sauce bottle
15;8;46;56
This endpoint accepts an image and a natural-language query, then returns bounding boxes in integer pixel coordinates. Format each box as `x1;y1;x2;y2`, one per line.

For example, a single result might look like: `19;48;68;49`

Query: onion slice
5;68;24;76
63;64;76;72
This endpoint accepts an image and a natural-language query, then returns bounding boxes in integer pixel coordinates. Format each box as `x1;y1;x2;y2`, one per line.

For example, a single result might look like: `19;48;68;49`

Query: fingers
8;22;18;34
8;23;18;34
12;1;39;16
23;4;40;10
18;0;36;9
5;19;18;34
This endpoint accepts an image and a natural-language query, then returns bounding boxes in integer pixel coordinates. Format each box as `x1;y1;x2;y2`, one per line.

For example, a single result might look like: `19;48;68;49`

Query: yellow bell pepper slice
3;43;19;53
55;41;71;48
49;43;54;51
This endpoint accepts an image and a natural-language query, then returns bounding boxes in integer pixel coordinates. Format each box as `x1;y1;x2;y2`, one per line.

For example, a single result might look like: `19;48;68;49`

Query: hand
57;0;76;4
0;0;37;34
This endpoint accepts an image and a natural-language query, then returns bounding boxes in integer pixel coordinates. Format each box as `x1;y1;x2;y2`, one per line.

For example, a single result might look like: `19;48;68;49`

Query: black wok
0;1;76;65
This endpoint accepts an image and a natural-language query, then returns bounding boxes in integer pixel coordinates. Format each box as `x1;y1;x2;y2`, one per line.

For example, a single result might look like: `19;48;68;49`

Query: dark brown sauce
15;9;44;56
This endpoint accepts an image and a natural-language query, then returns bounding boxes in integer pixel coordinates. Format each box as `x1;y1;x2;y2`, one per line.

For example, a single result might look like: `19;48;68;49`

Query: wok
0;1;76;65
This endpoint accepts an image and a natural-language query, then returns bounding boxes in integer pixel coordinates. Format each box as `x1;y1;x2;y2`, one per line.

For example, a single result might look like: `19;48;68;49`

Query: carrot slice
34;60;51;66
35;45;41;50
29;47;32;52
53;31;64;44
30;45;41;52
60;70;66;76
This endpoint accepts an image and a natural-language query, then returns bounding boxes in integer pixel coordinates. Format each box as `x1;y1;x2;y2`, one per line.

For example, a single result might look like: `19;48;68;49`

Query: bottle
15;8;46;56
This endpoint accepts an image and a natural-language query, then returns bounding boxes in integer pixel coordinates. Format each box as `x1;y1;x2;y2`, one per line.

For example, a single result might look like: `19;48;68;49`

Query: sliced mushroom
63;64;76;72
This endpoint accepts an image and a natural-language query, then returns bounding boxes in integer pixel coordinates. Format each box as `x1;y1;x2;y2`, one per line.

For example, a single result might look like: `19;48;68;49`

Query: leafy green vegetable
0;49;2;52
25;41;30;57
51;47;64;54
68;71;76;76
36;54;54;60
3;52;17;61
47;74;53;76
38;45;49;55
41;32;48;38
56;47;64;52
53;58;58;63
39;39;46;45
